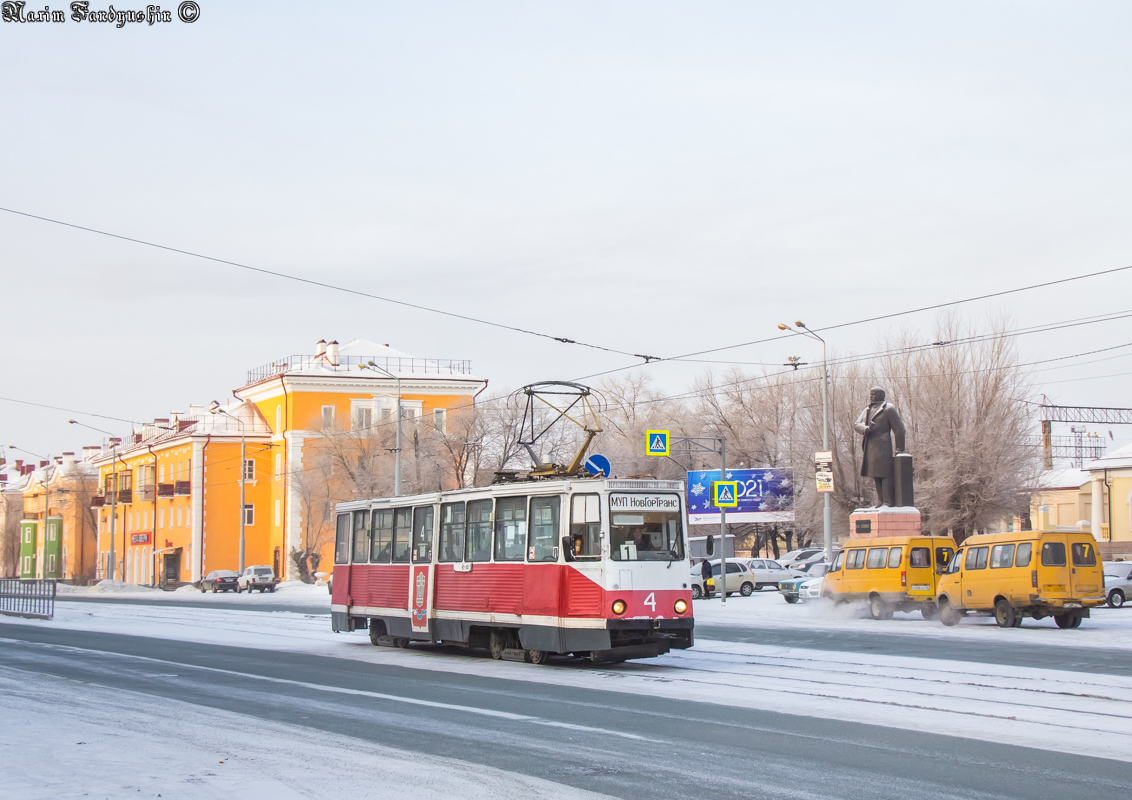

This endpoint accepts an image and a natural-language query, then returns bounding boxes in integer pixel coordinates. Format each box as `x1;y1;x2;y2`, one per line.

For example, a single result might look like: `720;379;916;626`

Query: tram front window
609;493;683;562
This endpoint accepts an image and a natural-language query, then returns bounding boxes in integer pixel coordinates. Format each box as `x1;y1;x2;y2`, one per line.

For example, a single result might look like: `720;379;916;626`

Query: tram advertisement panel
410;565;431;633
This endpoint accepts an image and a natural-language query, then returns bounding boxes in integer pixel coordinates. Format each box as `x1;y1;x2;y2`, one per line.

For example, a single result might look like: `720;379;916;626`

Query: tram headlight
611;599;627;616
674;599;688;614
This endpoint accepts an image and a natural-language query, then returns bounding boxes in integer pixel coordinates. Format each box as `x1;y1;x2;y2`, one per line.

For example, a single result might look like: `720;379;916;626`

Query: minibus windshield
609;493;683;561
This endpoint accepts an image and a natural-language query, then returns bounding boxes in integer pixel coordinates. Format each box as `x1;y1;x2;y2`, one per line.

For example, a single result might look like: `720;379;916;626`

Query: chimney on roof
109;437;121;448
40;460;49;468
15;460;23;469
315;339;327;359
326;340;340;366
82;446;100;460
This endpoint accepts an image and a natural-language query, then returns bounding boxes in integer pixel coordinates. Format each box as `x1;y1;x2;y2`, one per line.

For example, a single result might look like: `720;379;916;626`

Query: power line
575;263;1132;381
0;206;660;363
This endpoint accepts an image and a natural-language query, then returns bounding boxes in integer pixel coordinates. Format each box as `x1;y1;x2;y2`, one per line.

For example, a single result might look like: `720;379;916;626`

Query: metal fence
0;579;56;620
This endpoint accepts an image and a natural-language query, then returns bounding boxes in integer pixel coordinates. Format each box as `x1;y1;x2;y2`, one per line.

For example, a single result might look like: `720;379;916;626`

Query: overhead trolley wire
0;206;661;363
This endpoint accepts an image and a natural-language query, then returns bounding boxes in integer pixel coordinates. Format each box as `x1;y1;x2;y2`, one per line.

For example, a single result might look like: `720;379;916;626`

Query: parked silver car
742;558;803;589
1104;561;1132;608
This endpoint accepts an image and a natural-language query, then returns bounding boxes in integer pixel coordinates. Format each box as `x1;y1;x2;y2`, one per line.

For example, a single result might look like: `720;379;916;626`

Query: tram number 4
643;592;656;612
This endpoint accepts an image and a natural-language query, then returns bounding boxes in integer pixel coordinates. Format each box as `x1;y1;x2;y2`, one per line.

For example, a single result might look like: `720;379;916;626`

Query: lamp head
207;400;221;414
794;320;805;329
777;323;789;330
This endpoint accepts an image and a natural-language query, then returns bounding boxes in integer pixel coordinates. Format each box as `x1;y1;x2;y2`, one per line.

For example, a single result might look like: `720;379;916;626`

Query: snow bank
57;580;163;595
691;587;1132;650
0;666;609;800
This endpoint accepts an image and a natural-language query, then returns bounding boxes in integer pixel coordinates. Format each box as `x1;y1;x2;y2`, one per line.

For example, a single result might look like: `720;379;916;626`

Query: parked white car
743;558;803;588
691;561;758;598
237;565;279;593
1103;561;1132;608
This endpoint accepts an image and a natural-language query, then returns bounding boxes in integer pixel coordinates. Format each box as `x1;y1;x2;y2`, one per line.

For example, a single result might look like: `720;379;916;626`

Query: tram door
409;506;435;636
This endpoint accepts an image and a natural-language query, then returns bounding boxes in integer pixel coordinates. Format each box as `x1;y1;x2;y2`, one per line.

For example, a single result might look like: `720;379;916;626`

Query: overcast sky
2;1;1131;461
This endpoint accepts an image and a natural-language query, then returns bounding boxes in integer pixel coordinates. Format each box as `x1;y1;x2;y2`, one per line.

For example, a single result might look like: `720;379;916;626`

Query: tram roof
335;477;686;512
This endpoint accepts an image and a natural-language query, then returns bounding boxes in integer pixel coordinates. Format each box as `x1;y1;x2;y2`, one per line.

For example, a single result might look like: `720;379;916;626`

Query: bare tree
289;458;337;583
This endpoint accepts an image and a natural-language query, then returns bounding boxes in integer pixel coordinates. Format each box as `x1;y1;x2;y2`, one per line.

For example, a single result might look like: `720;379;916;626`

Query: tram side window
569;494;602;560
528;496;561;562
352;510;370;563
465;499;493;562
334;513;350;565
370;509;393;563
494;496;527;562
412;506;434;563
439;502;465;563
392;508;412;563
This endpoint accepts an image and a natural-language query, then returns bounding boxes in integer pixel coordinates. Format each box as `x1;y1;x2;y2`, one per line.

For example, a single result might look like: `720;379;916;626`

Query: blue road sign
646;430;670;456
585;453;611;477
712;481;739;507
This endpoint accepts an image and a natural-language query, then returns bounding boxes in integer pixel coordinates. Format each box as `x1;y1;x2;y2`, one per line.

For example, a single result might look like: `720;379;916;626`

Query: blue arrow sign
584;454;611;477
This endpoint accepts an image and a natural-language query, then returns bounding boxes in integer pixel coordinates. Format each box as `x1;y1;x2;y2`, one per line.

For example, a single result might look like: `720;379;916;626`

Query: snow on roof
243;339;478;385
1084;441;1132;472
1032;467;1090;491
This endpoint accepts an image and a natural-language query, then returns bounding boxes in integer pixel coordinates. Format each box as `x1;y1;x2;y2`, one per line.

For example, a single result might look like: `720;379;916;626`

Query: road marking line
0;637;659;744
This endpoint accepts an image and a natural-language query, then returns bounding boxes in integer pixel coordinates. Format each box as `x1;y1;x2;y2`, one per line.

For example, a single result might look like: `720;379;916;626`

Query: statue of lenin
853;386;906;507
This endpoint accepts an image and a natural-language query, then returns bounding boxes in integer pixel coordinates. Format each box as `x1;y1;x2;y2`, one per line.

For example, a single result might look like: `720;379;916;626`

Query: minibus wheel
1055;613;1077;629
869;595;893;620
1109;590;1125;609
994;599;1016;629
939;600;960;626
920;603;938;620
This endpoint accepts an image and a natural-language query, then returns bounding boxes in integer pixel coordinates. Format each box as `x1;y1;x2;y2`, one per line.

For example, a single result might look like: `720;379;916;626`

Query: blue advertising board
686;468;795;524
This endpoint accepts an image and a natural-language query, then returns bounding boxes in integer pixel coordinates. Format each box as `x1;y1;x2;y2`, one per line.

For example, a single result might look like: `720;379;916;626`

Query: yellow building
93;338;484;585
1085;443;1132;559
17;452;99;582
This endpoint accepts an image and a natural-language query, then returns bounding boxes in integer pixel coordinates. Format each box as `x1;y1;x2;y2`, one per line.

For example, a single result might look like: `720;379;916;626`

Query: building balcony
174;481;191;496
116;489;132;504
157;483;175;498
91;495;106;508
138;486;156;502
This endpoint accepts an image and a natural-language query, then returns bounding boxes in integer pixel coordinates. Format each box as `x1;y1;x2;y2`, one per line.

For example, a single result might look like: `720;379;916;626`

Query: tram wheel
393;637;410;648
526;649;549;665
489;629;506;660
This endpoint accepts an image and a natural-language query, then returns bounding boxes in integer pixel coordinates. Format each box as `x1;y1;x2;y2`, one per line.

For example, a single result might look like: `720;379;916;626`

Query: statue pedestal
850;506;921;539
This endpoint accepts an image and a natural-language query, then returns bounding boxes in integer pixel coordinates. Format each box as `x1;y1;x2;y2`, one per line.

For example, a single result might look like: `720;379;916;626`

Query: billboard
687;468;795;524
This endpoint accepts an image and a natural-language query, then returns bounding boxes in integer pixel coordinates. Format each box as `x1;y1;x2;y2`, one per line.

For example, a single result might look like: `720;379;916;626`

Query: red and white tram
330;477;694;662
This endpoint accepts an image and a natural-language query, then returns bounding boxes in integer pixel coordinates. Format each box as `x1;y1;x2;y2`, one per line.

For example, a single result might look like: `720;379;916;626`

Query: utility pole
361;361;403;496
779;322;833;562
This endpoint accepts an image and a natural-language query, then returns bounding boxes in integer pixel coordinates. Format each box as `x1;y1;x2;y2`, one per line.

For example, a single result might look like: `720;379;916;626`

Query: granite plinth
849;506;921;539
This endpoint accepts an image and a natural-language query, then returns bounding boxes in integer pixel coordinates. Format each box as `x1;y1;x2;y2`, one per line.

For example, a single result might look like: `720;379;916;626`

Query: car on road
692;560;757;598
778;563;829;603
238;565;279;593
1104;561;1132;608
199;570;239;593
779;548;825;569
743;558;803;588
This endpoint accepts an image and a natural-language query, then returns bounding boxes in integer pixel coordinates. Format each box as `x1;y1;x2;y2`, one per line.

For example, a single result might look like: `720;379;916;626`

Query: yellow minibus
823;535;955;620
935;529;1105;628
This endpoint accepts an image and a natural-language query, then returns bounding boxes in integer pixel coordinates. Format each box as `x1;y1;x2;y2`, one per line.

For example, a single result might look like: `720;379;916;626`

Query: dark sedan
200;570;239;593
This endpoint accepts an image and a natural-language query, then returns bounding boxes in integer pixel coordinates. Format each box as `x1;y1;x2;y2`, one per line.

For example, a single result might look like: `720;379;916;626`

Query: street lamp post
69;420;122;581
777;321;833;563
359;360;402;496
209;402;247;572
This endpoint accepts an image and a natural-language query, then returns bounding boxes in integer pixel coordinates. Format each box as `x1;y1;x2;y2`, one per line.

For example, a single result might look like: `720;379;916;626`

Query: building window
321;406;336;430
244;504;255;526
158;508;164;529
276;405;282;433
353;406;373;432
274;499;281;527
177;507;182;527
434;408;446;434
275;453;282;479
243;459;255;481
159;465;165;482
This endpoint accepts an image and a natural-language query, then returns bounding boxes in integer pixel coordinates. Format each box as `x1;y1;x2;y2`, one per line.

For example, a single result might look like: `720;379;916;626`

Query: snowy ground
0;666;609;800
7;597;1132;763
57;579;331;606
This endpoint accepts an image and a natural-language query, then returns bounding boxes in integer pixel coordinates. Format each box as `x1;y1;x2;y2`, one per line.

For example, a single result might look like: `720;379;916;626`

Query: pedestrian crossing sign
712;481;739;508
645;430;669;457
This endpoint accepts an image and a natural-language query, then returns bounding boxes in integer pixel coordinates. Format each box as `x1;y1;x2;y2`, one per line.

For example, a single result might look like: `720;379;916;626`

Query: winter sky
2;2;1131;457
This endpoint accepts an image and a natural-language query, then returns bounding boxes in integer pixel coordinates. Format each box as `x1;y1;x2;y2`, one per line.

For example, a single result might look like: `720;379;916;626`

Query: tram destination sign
687;468;794;524
610;493;681;512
